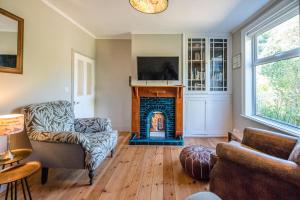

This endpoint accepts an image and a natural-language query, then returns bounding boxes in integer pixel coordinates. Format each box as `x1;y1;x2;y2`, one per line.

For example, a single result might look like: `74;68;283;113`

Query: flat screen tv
137;57;179;80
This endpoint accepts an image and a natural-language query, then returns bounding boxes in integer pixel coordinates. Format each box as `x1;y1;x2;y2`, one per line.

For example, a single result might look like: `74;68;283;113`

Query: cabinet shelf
188;38;206;91
188;60;205;62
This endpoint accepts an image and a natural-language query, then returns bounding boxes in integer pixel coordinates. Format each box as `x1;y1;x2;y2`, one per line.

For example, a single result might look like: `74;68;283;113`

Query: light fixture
129;0;168;14
0;114;24;160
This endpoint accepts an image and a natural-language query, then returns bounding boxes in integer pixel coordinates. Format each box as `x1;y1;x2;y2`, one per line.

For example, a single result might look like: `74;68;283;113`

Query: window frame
241;0;300;136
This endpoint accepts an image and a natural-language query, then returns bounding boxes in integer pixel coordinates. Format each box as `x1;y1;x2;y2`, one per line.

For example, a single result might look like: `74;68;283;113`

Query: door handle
73;101;80;105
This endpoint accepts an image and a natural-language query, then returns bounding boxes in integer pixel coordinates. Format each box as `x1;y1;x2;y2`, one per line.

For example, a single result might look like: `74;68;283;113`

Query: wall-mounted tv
137;57;179;80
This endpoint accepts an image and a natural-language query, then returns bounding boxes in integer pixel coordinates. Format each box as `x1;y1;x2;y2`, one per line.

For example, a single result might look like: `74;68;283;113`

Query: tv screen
137;57;179;80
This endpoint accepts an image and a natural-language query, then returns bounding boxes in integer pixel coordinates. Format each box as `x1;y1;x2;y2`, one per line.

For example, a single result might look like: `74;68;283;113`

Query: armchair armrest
74;117;113;133
216;141;300;187
242;127;297;159
28;130;90;150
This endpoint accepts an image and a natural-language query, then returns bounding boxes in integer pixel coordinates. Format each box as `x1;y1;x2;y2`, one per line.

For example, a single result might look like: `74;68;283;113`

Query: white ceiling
43;0;270;39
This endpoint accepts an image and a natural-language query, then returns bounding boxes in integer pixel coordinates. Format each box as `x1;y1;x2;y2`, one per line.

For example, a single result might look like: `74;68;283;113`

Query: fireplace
130;86;183;145
140;97;175;139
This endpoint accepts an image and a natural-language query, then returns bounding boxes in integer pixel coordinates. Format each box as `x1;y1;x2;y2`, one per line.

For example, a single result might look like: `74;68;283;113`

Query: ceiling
43;0;271;39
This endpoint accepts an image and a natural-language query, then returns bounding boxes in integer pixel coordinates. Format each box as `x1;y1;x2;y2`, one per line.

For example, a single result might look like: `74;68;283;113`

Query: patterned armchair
22;101;118;185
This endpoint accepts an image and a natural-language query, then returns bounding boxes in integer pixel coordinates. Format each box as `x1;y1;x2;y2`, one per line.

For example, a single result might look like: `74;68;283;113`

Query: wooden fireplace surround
131;85;183;138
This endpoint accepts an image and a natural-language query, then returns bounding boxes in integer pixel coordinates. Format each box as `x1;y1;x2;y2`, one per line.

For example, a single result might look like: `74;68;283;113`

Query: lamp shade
129;0;168;14
0;114;24;136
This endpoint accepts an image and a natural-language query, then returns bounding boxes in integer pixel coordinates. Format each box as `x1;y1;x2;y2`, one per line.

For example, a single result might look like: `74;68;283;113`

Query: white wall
95;39;132;131
94;34;183;131
131;34;183;85
0;0;95;150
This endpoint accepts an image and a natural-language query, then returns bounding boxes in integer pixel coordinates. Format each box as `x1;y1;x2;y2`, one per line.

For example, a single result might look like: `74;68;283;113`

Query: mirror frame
0;8;24;74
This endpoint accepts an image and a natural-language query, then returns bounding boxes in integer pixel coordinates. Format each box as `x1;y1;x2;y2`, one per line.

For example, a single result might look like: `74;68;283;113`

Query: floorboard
0;133;226;200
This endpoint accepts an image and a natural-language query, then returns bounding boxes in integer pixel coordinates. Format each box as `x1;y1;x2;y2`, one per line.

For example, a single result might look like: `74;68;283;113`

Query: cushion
84;131;118;170
179;145;215;181
288;138;300;165
23;101;75;134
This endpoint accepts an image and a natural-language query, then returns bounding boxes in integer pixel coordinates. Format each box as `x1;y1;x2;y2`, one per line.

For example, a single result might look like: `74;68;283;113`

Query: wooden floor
2;133;226;200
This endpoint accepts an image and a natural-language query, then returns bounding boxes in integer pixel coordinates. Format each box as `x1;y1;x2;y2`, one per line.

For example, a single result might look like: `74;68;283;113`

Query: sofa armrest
242;127;297;159
216;141;300;187
74;117;113;133
28;130;90;150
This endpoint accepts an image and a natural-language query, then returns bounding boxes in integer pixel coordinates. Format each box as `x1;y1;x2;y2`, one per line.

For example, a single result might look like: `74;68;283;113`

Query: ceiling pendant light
129;0;168;14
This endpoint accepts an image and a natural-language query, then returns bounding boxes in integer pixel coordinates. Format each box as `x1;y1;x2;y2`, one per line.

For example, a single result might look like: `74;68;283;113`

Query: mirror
0;8;23;74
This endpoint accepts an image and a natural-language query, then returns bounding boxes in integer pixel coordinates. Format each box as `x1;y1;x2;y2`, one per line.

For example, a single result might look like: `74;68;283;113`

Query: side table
228;131;243;143
0;161;41;200
0;149;32;169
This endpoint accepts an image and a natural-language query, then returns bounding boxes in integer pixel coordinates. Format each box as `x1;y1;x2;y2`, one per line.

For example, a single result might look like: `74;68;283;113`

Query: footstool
179;145;215;181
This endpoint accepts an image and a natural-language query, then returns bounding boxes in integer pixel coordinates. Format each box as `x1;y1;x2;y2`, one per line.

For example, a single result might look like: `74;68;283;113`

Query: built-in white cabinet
205;97;232;135
184;96;232;136
185;98;206;135
183;34;232;136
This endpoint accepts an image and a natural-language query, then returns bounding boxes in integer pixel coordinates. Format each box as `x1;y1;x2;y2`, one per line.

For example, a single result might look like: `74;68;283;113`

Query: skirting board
183;134;227;138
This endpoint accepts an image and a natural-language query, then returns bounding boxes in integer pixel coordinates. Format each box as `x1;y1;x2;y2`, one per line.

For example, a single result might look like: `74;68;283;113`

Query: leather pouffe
179;145;215;181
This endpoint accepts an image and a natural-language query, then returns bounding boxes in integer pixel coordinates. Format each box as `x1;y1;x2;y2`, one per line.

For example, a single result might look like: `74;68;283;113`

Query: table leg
10;181;13;200
24;178;32;200
14;181;17;200
21;179;27;200
228;132;232;142
5;183;10;200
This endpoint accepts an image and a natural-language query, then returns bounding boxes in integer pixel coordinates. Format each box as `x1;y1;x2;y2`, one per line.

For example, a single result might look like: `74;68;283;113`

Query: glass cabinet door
210;39;227;91
188;38;206;91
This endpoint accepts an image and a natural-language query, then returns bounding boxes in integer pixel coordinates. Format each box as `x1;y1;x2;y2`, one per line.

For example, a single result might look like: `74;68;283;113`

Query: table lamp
0;114;24;160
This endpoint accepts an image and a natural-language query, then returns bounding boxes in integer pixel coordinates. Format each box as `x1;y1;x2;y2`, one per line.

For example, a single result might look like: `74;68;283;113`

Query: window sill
241;114;300;137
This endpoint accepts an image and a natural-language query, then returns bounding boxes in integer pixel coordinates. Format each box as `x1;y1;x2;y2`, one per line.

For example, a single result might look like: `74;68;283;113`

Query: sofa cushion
288;138;300;165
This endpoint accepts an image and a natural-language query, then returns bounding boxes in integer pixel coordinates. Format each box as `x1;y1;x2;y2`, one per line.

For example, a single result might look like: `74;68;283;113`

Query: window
243;0;300;134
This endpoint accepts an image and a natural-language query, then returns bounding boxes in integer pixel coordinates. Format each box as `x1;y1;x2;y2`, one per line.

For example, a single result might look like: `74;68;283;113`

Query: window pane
77;60;84;96
210;39;227;91
188;38;206;91
257;15;300;59
86;62;93;95
256;57;300;128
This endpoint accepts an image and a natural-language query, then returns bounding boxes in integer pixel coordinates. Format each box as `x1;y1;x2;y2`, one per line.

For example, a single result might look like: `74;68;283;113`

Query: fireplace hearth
129;86;184;145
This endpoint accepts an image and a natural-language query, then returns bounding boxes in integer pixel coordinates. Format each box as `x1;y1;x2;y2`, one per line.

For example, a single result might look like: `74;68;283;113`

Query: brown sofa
210;127;300;200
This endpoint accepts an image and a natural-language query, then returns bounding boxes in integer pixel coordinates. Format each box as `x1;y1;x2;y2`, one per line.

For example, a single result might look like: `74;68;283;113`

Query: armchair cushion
289;138;300;165
28;130;90;148
84;131;118;169
74;118;112;133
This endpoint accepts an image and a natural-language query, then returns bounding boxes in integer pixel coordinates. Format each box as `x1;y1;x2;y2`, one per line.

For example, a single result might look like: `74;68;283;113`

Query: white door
72;52;95;118
185;98;206;136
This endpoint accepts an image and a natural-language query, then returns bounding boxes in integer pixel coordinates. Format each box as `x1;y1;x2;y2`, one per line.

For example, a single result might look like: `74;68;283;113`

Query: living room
0;0;299;199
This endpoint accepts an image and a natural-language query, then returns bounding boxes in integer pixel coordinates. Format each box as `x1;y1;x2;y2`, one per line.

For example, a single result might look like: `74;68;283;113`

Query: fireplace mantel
131;85;183;139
